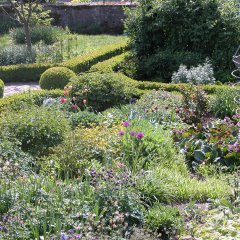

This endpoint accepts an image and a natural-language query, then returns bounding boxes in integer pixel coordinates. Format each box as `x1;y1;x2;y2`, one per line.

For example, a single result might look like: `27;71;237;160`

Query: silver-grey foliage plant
172;59;215;85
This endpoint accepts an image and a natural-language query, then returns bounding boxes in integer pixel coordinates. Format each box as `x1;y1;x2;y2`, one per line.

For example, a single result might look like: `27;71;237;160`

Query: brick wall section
0;3;136;34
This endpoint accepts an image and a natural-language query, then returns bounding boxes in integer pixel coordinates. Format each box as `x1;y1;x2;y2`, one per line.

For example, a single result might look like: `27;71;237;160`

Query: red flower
60;98;67;103
72;104;78;110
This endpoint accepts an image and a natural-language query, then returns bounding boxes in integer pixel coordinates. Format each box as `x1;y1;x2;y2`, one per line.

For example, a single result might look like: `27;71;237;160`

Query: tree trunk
23;23;32;53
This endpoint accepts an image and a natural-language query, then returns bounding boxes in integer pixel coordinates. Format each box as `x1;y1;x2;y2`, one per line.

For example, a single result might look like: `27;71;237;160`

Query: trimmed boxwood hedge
0;40;128;83
0;89;63;113
89;54;240;94
0;79;4;98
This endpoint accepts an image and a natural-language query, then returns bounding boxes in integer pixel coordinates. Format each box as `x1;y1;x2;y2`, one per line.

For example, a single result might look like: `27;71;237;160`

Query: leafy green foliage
42;124;120;177
39;67;76;90
177;86;209;124
0;45;36;66
125;0;240;82
173;117;240;170
0;107;69;155
0;79;4;98
145;203;183;237
211;88;240;118
69;73;138;111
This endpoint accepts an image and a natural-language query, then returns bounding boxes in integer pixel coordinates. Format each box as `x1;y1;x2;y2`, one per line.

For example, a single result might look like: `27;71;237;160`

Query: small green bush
39;67;76;90
145;203;183;236
69;110;103;128
10;26;60;45
0;107;69;155
0;79;4;98
69;72;138;111
0;89;64;113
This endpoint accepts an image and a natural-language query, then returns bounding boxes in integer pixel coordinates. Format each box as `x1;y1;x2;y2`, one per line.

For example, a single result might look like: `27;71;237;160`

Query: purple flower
122;121;130;127
130;131;137;137
228;143;240;153
136;132;145;140
118;130;125;136
68;229;74;234
61;233;68;240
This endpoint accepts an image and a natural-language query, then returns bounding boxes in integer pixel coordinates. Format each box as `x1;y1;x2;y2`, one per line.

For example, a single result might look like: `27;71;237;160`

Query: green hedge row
0;40;128;83
89;52;129;73
0;89;63;113
0;79;4;98
62;40;128;73
89;54;240;94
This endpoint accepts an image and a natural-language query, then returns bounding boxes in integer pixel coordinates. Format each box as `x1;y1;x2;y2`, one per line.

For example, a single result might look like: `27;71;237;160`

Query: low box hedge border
0;40;128;83
89;54;240;94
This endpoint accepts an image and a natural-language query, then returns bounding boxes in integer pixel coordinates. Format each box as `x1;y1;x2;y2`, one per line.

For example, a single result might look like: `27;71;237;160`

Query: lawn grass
0;34;11;50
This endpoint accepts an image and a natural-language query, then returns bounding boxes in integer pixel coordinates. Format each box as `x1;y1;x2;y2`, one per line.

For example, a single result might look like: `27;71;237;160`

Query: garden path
4;82;40;97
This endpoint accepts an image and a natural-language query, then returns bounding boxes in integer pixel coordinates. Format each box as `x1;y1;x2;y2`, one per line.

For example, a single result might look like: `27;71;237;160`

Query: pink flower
68;86;73;90
72;104;78;110
64;86;68;90
83;99;87;105
72;97;76;101
60;98;67;103
136;132;144;140
118;130;125;136
64;91;69;96
122;121;130;127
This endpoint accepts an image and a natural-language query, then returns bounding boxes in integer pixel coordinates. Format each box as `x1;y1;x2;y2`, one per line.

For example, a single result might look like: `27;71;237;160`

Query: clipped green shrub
145;203;183;236
0;41;128;83
89;52;129;73
0;79;4;98
0;107;69;155
39;67;76;90
10;26;60;45
0;89;63;113
0;63;55;83
69;72;138;111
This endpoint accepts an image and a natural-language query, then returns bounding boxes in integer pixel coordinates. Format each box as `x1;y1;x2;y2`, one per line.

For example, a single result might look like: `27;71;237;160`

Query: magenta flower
122;121;130;127
136;132;144;140
118;130;125;136
130;132;137;137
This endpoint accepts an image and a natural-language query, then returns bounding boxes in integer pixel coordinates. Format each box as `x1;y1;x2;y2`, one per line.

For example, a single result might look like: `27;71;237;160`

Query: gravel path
4;82;41;97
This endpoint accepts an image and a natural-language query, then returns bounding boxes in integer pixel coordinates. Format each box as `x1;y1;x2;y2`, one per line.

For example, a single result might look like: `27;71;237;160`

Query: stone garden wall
0;3;136;34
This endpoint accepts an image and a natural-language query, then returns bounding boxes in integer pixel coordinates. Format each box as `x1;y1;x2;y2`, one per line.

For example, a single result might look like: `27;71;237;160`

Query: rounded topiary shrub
39;67;76;90
0;79;4;98
69;73;137;111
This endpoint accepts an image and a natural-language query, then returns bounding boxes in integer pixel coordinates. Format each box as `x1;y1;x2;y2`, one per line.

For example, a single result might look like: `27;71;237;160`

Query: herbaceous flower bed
0;72;239;239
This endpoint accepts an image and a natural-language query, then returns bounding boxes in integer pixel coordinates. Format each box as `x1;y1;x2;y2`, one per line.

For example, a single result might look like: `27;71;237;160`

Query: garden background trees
125;0;240;82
